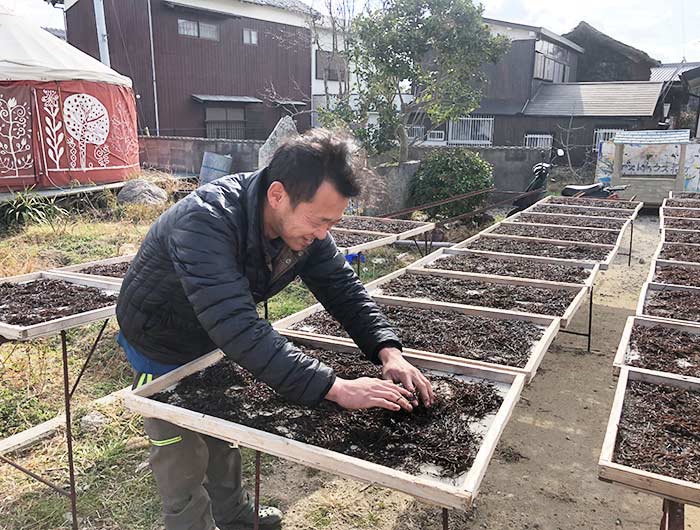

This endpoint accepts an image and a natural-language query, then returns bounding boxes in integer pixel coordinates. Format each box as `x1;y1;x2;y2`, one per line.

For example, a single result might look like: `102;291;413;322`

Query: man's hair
265;128;361;205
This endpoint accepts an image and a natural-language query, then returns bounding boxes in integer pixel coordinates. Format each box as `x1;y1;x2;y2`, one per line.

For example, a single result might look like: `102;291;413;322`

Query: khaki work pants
135;372;247;530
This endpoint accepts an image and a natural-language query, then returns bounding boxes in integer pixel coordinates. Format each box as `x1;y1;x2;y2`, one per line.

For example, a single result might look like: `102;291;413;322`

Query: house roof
42;27;66;40
483;17;584;54
162;0;317;18
192;94;263;103
563;22;659;66
650;62;700;82
613;129;691;145
473;99;526;116
523;82;664;117
273;99;306;106
0;12;132;87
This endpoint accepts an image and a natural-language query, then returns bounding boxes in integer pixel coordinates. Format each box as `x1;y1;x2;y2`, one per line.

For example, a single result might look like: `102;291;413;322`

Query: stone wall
408;145;548;192
139;136;263;176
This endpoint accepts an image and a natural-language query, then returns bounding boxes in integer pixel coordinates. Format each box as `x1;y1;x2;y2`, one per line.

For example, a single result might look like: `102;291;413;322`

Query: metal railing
447;116;494;146
427;130;445;141
593;128;625;152
407;125;425;140
524;133;553;149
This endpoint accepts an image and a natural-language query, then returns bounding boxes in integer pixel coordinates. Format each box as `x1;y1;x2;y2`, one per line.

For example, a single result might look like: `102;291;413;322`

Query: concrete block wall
409;145;548;192
139;136;264;176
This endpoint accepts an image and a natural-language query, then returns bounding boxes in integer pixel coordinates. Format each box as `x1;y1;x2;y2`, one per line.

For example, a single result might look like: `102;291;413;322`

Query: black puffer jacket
116;169;401;406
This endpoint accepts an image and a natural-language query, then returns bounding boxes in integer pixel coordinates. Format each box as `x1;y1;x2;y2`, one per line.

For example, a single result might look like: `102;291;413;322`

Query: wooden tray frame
508;210;628;230
599;366;700;507
655;241;700;266
272;297;560;382
406;247;599;290
660;199;700;231
0;271;119;340
336;215;436;240
331;228;398;255
537;195;643;220
51;254;135;285
453;231;619;270
122;338;526;510
648;258;700;289
670;191;700;199
543;194;643;210
660;228;700;247
360;268;587;328
493;220;622;246
612;316;700;380
637;281;700;325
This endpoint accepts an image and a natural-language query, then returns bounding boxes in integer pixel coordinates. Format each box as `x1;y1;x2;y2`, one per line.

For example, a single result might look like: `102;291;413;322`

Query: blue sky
12;0;700;62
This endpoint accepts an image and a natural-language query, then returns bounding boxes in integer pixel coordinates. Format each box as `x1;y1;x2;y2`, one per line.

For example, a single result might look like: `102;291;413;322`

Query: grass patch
1;404;161;530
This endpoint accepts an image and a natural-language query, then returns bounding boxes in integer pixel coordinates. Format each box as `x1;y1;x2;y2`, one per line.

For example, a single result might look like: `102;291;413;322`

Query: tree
349;0;509;161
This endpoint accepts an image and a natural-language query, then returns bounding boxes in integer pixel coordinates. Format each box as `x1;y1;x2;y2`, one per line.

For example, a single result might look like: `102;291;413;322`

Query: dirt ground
244;211;700;529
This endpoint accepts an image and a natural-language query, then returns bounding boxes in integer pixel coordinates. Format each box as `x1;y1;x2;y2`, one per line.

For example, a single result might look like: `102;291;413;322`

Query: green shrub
410;149;493;218
0;189;68;230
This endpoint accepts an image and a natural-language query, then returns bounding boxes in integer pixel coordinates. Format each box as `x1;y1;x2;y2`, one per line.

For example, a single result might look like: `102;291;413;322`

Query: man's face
267;180;348;251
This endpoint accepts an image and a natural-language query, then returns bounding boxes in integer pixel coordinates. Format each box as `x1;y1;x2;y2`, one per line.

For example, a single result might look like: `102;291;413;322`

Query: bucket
200;152;233;185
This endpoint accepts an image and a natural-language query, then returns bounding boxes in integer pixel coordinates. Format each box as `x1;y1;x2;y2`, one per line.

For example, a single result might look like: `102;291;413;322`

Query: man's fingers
377;378;413;398
370;397;401;411
413;374;433;407
374;387;413;411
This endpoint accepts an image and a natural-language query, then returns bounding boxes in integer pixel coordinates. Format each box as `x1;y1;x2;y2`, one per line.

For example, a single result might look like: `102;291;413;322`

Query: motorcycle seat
562;183;603;196
563;183;603;192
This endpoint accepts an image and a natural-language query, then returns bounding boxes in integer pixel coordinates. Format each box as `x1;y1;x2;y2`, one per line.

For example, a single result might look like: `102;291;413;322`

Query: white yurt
0;8;138;191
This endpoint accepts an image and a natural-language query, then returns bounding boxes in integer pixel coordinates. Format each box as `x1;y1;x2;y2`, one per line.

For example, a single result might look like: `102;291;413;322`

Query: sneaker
218;494;283;529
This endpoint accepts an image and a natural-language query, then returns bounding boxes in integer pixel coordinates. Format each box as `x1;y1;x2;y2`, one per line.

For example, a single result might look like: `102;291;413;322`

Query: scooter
507;148;564;217
561;182;629;199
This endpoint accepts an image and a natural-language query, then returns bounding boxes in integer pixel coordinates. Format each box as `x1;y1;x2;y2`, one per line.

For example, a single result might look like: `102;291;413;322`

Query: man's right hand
324;376;416;412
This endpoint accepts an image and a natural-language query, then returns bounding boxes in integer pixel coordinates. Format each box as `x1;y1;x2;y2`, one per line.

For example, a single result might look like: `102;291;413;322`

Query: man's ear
267;181;287;209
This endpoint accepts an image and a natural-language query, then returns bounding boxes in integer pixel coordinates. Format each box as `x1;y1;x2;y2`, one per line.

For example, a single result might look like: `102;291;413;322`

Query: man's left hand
378;347;434;407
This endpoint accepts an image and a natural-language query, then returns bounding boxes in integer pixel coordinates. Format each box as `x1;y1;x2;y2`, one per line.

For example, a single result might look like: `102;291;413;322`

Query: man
116;129;433;530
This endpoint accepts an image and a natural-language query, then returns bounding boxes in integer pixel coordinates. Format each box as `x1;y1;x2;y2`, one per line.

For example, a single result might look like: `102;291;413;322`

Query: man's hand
325;376;416;412
378;347;434;407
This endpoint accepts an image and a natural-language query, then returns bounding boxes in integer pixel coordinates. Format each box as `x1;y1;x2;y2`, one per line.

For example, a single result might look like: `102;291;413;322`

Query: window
524;133;553;149
315;50;347;81
178;19;198;37
178;19;219;41
406;126;425;140
448;116;494;146
593;128;625;152
199;22;219;41
205;107;246;139
243;28;258;45
427;130;445;141
534;39;571;83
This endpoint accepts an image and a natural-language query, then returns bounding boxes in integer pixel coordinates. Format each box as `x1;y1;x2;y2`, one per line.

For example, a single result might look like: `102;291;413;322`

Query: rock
638;257;646;265
80;410;109;432
258;116;299;168
117;179;168;205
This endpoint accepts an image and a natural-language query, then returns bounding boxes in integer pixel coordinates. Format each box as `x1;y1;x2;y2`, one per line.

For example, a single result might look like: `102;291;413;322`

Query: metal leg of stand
264;300;269;320
69;318;109;399
442;508;449;530
628;220;634;267
660;499;684;530
61;331;79;530
587;286;593;352
356;252;362;279
254;450;261;530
